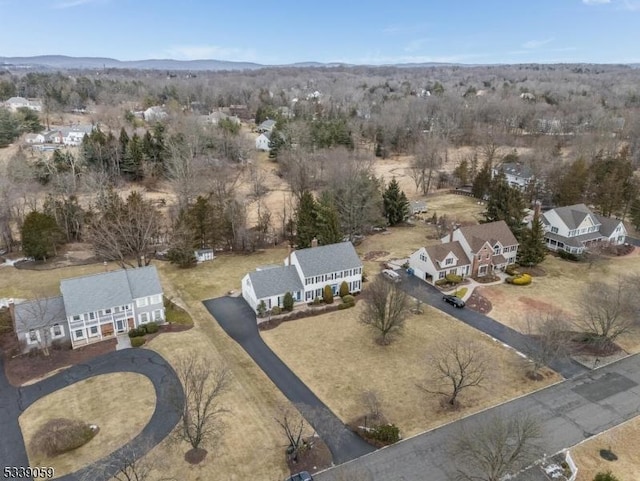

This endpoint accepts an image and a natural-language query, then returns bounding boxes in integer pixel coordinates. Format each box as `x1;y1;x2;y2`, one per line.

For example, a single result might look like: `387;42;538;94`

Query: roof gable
424;241;470;269
14;296;67;331
248;265;303;299
455;221;518;252
292;242;362;278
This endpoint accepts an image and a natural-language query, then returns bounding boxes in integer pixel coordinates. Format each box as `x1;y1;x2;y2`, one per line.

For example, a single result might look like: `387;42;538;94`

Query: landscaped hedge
31;418;97;456
131;337;146;348
445;273;463;284
366;424;400;444
506;273;532;285
128;327;146;338
342;294;355;304
558;250;581;262
505;264;519;276
435;279;448;286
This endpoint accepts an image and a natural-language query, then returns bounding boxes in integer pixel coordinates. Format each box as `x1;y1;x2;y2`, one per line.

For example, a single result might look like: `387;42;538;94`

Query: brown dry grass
571;415;640;481
481;251;640;353
0;262;119;299
425;193;486;224
19;373;155;479
261;302;560;438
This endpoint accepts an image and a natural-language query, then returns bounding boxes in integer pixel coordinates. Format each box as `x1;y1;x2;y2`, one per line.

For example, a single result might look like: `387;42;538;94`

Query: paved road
397;271;588;379
0;349;183;481
317;353;640;481
203;296;374;464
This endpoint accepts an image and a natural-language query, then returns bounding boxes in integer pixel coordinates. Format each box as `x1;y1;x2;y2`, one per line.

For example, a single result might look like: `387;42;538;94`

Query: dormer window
445;258;453;265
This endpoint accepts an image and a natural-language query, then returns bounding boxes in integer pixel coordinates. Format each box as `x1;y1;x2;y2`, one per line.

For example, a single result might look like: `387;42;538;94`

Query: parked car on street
442;294;465;308
286;472;313;481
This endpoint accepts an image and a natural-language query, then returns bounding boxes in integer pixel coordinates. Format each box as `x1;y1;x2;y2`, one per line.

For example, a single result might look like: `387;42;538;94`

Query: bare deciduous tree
420;338;485;408
521;311;571;380
87;190;160;268
361;389;381;421
174;354;230;462
80;439;176;481
359;276;409;345
275;405;308;462
449;413;542;481
13;294;66;356
575;276;639;349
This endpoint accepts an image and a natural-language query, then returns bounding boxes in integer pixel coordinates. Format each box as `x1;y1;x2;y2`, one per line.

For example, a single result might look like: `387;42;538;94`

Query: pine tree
21;211;64;261
382;178;410;226
453;159;471;186
295;191;317;248
485;172;527;237
630;195;640;231
315;191;342;245
472;160;492;199
283;292;294;311
122;133;143;180
518;210;547;266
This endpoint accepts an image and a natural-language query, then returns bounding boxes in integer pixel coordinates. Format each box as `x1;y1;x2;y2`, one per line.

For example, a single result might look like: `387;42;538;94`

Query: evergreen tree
323;285;334;304
472;160;492;199
315;191;342;245
382;178;410;226
21;211;64;261
453;159;471;186
631;195;640;231
283;292;294;311
518;210;547;266
118;127;130;161
15;107;43;133
122;133;144;180
485;171;527;237
295;191;317;248
0;108;18;147
551;157;589;207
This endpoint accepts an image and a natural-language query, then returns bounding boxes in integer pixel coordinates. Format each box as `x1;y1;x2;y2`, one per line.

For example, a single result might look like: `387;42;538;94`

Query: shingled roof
60;266;162;317
424;241;470;270
14;296;67;331
456;221;518;252
247;265;304;299
546;204;600;230
291;241;362;278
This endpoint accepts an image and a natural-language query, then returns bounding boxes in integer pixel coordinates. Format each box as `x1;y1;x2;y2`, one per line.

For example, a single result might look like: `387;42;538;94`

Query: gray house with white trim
12;266;165;351
241;241;363;314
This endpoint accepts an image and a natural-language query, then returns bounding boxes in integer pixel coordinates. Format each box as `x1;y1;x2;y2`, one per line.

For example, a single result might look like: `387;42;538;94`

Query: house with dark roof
11;266;165;351
408;220;519;282
241;241;363;314
257;119;276;133
541;204;627;254
491;162;534;190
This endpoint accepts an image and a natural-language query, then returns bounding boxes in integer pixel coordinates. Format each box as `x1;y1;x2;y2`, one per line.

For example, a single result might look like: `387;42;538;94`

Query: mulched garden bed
472;274;500;284
347;414;396;448
517;265;547;277
465;290;492;314
363;251;390;261
286;435;333;476
0;332;116;386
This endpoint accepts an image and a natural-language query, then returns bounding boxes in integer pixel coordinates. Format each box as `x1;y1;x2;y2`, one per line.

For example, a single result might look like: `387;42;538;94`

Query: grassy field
571;415;640;481
19;373;155;479
261;302;560;438
481;250;640;353
425;193;486;224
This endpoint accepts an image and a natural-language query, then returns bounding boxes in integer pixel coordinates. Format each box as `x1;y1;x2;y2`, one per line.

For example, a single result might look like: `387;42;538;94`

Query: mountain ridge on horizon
1;55;638;72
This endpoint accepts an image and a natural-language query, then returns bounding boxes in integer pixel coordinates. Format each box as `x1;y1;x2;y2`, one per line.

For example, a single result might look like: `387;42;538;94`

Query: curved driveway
397;271;588;379
203;296;374;464
0;349;183;481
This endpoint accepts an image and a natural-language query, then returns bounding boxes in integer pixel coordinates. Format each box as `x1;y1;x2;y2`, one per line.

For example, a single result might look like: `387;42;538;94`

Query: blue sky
1;0;639;64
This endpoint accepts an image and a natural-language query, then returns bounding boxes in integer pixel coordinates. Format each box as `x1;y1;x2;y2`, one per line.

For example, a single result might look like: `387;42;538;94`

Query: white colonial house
12;266;165;351
255;132;271;151
491;162;534;190
24;133;46;144
541;204;627;254
194;248;215;263
4;96;42;112
409;220;519;282
242;241;363;314
409;241;471;282
62;125;94;146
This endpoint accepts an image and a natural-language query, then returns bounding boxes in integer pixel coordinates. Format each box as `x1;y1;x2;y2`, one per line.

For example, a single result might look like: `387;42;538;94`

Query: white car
382;269;401;282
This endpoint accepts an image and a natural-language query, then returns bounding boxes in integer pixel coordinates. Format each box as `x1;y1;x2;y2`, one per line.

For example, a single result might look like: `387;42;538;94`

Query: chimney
311;237;318;248
287;244;293;266
533;200;542;218
449;224;455;243
8;298;15;327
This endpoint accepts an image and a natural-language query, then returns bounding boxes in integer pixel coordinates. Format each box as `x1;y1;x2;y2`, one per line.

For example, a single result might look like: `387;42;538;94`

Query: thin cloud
582;0;611;4
382;23;428;35
522;38;554;49
621;0;640;10
53;0;104;8
404;38;430;53
164;44;258;62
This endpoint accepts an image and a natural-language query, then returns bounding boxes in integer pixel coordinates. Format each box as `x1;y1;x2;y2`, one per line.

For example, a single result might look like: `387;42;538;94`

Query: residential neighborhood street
203;296;375;464
0;350;183;481
397;270;589;379
316;353;640;481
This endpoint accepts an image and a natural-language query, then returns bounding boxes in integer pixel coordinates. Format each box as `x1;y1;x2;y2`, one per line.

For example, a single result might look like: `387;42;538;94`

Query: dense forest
1;63;639;265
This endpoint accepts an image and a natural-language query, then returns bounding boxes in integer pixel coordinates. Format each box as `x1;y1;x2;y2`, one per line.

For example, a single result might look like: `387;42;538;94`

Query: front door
116;319;126;333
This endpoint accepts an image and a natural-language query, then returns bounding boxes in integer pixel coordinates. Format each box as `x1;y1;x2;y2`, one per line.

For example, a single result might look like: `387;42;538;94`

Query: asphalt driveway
397;271;588;379
0;349;183;481
203;296;374;464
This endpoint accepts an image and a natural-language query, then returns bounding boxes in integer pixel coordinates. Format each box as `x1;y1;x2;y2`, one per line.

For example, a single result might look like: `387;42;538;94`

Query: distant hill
0;55;264;71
